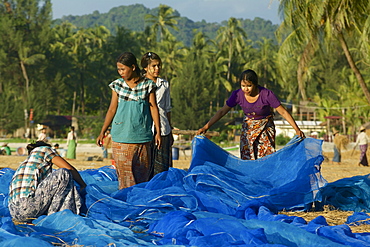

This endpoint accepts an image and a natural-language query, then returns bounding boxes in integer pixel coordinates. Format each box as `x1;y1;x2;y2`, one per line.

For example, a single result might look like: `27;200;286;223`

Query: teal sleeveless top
109;78;156;143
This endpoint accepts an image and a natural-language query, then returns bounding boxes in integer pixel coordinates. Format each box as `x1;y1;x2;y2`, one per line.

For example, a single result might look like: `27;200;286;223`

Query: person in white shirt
353;126;369;166
141;52;173;177
37;128;48;142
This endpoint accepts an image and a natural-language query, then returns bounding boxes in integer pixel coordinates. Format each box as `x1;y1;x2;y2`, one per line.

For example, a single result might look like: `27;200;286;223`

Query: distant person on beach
141;52;173;177
37;128;48;142
53;143;60;155
353;126;369;166
54;143;67;158
331;129;349;165
197;69;305;160
1;143;11;155
66;126;77;159
8;141;86;223
96;52;161;190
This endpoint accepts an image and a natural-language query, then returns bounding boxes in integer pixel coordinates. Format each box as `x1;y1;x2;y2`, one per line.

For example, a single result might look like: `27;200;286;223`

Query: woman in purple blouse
197;69;305;160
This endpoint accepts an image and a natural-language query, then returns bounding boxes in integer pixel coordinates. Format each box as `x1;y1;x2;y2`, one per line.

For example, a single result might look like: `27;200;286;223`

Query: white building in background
274;120;326;138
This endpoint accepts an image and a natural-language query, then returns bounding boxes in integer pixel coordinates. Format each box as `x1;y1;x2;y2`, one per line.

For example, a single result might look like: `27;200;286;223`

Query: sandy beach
0;142;193;171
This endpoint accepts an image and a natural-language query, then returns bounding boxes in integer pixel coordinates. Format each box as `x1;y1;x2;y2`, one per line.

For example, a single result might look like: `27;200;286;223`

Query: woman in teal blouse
96;52;161;190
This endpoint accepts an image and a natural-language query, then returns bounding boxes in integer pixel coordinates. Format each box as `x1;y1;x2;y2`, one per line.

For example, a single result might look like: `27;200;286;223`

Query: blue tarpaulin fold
0;135;369;246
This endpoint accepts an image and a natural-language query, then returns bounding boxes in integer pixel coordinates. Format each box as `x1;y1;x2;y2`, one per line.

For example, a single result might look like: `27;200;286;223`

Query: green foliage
239;18;278;43
171;53;213;129
276;134;291;146
76;116;104;139
0;0;53;134
54;4;150;33
209;131;229;144
1;0;370;140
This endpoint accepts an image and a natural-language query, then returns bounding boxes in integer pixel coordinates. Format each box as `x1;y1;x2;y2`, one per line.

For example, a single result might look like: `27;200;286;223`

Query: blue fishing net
0;135;370;246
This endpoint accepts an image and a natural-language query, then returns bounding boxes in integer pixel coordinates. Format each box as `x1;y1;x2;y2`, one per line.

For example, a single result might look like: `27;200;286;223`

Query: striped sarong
151;134;173;178
359;144;368;166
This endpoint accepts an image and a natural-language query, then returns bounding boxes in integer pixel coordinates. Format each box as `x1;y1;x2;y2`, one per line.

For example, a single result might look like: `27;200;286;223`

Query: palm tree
278;0;370;104
109;26;141;56
277;0;323;101
18;46;46;106
216;18;247;84
49;22;77;114
246;38;278;88
336;68;370;134
89;25;110;49
171;50;214;129
56;26;109;115
323;0;370;104
145;4;179;42
211;53;231;109
358;14;370;70
153;31;186;82
276;52;298;101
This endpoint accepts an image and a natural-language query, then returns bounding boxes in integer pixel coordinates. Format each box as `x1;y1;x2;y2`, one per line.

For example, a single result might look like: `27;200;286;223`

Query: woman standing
141;52;173;177
197;69;305;160
66;126;77;159
332;129;349;165
8;141;86;223
353;126;369;166
96;52;161;189
37;128;48;142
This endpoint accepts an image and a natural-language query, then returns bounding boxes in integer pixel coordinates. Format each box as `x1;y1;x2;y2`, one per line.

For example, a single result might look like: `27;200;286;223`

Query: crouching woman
8;141;86;223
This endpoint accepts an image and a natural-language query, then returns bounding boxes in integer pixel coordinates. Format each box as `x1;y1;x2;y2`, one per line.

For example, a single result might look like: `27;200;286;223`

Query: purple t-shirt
226;86;281;120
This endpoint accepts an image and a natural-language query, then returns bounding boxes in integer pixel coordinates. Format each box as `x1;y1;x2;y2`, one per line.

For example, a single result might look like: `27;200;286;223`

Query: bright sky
50;0;281;24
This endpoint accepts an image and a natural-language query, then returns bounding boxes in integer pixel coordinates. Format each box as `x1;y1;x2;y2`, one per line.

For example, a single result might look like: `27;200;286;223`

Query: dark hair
239;69;258;85
140;52;162;74
116;52;141;77
70;126;75;131
27;141;51;155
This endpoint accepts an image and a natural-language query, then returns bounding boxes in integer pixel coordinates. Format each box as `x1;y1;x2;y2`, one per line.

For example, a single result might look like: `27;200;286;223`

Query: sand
0;147;192;172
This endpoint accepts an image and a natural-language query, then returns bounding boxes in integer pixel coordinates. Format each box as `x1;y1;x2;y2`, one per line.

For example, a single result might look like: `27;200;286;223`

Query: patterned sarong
240;115;275;160
151;134;173;178
9;168;81;223
359;144;368;166
112;141;151;189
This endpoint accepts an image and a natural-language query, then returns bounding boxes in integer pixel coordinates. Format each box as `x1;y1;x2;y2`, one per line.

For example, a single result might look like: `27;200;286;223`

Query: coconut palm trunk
337;32;370;104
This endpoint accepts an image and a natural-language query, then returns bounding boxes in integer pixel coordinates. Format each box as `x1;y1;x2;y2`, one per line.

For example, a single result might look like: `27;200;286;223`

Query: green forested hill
53;4;278;46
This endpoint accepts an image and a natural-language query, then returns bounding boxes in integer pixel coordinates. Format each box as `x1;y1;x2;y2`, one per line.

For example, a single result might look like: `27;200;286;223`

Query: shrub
276;134;290;146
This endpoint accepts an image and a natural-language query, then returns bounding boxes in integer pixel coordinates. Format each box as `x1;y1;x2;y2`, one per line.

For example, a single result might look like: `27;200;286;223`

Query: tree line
0;0;369;139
